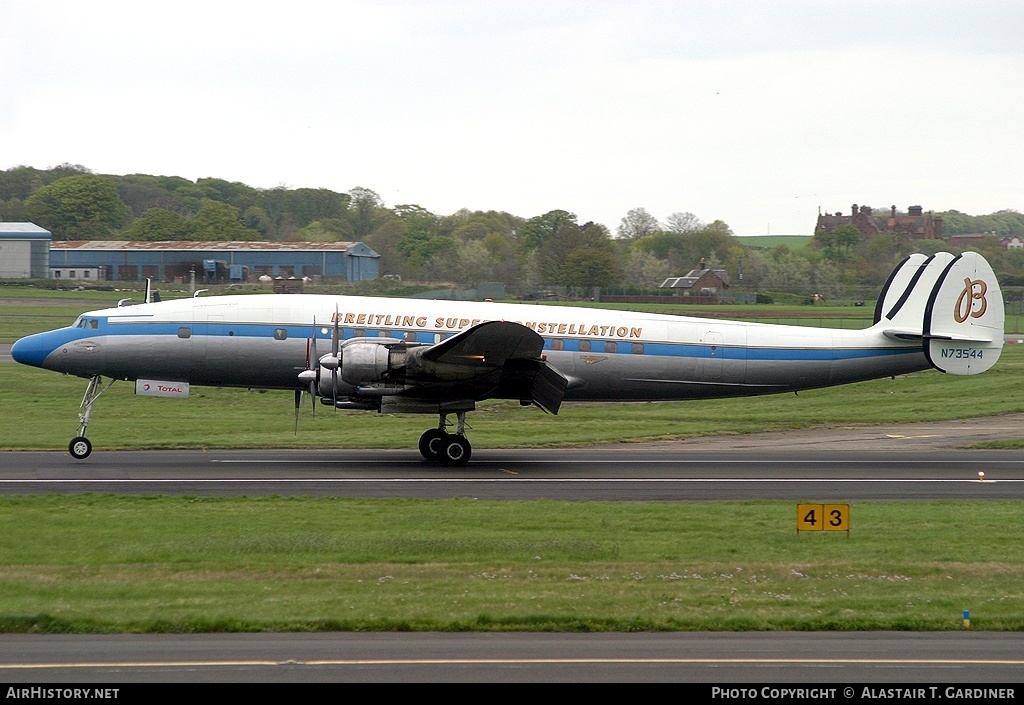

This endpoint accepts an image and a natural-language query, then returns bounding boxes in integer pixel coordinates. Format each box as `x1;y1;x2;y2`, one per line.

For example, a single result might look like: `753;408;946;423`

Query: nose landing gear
69;375;116;459
418;411;472;466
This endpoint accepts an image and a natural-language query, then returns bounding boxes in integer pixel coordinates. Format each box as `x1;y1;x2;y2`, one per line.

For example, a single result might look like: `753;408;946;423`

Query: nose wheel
69;437;92;460
418;412;472;466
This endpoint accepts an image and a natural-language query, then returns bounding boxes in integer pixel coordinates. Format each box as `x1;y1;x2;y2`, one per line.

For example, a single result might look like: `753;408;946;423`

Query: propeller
296;316;321;426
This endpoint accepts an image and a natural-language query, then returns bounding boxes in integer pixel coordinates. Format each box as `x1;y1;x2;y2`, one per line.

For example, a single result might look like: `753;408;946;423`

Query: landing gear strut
69;375;115;460
418;411;472;466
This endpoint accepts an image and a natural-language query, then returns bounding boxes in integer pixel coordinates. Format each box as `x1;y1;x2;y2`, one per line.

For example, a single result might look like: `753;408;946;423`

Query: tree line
2;164;1022;295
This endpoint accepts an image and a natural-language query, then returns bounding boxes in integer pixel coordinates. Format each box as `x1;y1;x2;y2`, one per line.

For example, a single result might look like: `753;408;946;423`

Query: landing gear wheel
419;428;448;461
439;435;472;467
69;436;92;460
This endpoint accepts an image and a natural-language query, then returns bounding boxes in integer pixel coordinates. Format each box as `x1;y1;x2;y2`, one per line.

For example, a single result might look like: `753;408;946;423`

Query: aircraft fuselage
14;293;928;401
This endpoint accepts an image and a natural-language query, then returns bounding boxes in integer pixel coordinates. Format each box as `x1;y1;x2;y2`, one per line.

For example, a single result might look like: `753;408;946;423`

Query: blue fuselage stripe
26;319;920;364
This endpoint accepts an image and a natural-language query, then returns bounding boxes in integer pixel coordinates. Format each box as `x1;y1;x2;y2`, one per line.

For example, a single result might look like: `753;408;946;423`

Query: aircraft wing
413;321;569;413
422;320;542;364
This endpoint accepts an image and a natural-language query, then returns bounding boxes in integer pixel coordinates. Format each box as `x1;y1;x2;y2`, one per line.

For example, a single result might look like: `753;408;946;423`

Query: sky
1;0;1022;236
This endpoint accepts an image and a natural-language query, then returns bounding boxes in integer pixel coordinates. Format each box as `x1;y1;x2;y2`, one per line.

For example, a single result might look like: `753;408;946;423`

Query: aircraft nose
11;332;59;368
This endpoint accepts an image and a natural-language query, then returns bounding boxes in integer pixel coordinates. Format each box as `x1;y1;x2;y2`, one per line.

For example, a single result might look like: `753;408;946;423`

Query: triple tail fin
873;251;1003;375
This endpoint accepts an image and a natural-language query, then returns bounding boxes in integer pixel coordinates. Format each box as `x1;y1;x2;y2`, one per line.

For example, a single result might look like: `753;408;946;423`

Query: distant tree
242;206;273;237
190;199;260;241
23;174;130;239
665;211;704;235
539;221;619;287
520;210;577;250
0;198;26;221
429;240;492;287
616;207;661;241
113;175;185;218
820;224;861;261
348;186;386;240
122;208;194;241
194;177;260;212
625;249;672;286
0;165;45;200
561;248;621;289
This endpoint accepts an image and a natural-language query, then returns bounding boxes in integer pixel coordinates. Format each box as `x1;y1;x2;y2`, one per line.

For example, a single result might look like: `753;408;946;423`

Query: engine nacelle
341;341;392;386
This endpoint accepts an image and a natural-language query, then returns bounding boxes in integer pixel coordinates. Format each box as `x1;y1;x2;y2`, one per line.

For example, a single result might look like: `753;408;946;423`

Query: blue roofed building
47;240;380;282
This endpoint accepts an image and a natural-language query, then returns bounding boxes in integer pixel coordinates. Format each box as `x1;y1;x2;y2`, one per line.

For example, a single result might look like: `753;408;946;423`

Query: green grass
0;496;1019;633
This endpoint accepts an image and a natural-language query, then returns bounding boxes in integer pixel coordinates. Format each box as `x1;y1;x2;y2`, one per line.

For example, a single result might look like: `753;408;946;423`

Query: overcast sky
2;0;1021;236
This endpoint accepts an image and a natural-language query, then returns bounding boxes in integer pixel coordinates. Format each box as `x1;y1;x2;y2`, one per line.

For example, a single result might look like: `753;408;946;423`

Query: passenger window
578;340;591;352
274;328;288;340
178;327;191;339
605;341;617;353
631;343;644;354
551;339;564;351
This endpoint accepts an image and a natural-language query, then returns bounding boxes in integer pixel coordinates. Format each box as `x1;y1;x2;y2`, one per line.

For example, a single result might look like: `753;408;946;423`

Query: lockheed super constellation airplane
11;251;1003;465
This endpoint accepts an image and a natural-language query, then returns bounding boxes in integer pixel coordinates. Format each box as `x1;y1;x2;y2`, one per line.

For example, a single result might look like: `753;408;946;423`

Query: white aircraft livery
11;251;1004;465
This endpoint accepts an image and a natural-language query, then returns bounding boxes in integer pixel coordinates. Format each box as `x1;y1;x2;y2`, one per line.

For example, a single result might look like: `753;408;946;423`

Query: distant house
660;259;729;295
816;204;942;242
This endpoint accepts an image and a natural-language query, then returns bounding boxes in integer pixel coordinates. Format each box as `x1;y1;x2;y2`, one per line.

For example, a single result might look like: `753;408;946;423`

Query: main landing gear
418;411;472;466
69;375;115;460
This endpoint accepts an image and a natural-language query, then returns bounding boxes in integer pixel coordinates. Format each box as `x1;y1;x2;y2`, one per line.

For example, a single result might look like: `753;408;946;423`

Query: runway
2;632;1022;683
1;445;1022;500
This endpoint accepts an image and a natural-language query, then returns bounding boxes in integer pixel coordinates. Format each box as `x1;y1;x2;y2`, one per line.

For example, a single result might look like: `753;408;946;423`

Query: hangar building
0;223;51;278
48;240;380;282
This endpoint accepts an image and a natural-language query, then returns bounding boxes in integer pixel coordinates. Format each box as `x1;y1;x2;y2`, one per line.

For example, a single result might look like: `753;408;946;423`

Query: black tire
439;435;472;466
69;436;92;460
418;428;448;461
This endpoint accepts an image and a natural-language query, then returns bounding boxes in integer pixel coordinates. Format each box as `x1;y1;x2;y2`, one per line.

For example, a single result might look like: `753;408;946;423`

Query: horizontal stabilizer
881;329;923;342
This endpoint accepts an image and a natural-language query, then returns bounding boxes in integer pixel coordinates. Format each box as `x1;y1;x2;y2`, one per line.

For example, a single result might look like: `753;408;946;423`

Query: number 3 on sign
797;504;850;535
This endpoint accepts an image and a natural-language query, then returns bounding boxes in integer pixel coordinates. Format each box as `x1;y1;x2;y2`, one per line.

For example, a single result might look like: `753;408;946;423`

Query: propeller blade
310;316;318;417
293;389;301;434
332;305;340;411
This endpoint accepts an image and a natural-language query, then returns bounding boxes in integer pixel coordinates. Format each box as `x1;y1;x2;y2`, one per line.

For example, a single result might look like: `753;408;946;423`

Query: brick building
815;204;943;241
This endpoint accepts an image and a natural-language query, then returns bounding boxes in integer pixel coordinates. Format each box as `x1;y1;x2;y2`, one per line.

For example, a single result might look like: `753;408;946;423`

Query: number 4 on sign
797;504;850;537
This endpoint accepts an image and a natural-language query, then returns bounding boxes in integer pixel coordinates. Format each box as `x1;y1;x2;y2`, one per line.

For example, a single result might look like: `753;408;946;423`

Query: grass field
0;497;1020;633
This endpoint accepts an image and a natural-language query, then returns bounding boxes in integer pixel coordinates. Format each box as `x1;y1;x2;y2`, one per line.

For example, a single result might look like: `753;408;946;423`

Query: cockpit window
74;317;99;329
73;317;85;328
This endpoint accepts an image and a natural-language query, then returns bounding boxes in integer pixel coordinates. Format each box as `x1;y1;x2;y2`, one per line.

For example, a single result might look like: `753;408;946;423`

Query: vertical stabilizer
876;252;956;331
873;253;928;325
923;252;1003;375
